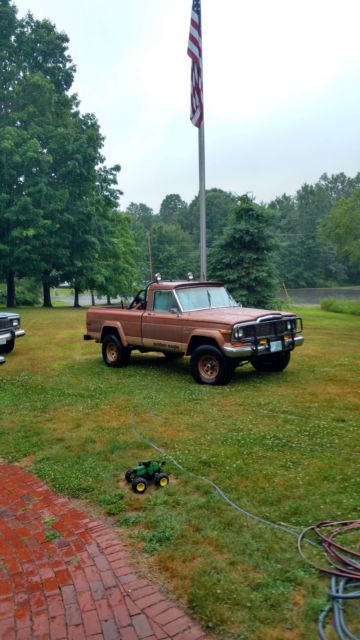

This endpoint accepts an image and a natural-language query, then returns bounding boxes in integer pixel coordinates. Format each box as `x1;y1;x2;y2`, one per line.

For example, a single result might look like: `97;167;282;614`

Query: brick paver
0;464;214;639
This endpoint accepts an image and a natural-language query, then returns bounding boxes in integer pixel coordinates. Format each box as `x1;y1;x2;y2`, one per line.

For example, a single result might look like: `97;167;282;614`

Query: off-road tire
190;345;234;385
155;472;169;488
131;477;148;494
102;334;130;368
251;351;291;372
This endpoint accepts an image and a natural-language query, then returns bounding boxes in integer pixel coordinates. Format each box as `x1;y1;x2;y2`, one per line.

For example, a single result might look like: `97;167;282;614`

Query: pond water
278;287;360;305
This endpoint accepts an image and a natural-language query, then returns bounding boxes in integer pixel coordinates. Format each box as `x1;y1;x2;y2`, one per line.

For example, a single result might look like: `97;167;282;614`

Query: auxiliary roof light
187;272;194;281
155;272;162;282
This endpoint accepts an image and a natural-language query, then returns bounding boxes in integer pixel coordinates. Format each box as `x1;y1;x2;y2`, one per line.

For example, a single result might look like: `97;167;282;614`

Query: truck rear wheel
190;345;234;385
251;351;291;372
102;334;130;368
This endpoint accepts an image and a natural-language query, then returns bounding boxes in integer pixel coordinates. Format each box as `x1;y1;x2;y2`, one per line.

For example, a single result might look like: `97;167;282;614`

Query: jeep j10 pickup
84;277;304;385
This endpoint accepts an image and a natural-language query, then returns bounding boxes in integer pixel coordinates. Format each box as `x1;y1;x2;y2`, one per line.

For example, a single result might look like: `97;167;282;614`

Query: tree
0;3;125;307
268;174;356;288
126;202;154;233
159;194;188;225
0;2;77;305
92;212;138;302
125;202;156;282
209;195;278;307
318;172;360;204
150;222;196;280
325;188;360;267
53;113;107;307
181;188;238;247
268;193;304;288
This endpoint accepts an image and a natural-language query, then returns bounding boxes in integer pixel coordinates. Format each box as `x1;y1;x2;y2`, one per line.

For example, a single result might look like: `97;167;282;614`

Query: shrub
320;297;360;315
0;278;41;306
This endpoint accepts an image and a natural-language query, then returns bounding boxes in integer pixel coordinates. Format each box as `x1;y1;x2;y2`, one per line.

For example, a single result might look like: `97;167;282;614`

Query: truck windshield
176;286;238;311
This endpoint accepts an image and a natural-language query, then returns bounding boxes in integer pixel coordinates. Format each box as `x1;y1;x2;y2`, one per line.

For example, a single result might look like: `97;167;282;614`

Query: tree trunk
74;286;80;307
42;276;52;308
106;294;111;305
91;290;95;306
6;271;16;307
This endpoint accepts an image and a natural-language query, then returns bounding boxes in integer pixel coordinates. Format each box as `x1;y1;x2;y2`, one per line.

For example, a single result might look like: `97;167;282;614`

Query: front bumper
0;356;5;366
0;328;26;344
223;335;304;359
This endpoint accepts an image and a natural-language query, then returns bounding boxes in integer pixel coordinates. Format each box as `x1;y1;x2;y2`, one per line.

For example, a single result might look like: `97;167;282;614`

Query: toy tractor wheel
125;468;136;483
155;472;169;488
132;477;148;494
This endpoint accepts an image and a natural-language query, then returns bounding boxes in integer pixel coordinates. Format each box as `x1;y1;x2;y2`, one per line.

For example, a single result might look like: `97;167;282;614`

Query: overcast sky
14;0;360;212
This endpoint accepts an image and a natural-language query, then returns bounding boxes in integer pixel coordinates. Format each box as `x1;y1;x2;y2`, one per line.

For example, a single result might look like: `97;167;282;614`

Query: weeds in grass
97;490;126;515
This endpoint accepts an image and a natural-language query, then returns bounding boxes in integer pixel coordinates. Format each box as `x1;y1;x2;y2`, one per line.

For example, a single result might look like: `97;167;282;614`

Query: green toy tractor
125;460;169;494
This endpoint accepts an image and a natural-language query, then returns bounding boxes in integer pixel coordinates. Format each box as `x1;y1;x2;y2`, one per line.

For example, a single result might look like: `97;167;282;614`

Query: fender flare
186;329;227;355
101;321;128;348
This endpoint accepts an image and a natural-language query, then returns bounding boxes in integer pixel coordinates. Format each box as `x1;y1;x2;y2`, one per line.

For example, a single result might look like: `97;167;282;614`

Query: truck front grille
243;320;290;339
0;318;11;331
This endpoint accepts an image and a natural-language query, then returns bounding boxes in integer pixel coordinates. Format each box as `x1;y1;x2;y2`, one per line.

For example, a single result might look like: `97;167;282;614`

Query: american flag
187;0;203;128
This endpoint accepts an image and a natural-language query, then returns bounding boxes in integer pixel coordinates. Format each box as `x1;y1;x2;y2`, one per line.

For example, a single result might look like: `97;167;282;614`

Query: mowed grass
0;306;359;639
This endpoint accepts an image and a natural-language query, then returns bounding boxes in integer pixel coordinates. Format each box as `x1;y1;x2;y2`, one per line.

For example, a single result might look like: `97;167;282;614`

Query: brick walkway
0;464;214;640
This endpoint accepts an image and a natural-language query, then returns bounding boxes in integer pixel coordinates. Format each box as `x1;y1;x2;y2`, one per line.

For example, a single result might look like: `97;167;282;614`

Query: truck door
141;290;186;353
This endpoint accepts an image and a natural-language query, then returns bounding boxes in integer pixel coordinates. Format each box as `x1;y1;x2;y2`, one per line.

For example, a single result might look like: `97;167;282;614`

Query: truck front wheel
102;334;130;368
190;345;234;385
251;351;291;372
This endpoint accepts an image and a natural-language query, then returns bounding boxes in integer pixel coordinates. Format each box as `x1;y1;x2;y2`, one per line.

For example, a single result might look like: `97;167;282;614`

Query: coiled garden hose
298;520;360;639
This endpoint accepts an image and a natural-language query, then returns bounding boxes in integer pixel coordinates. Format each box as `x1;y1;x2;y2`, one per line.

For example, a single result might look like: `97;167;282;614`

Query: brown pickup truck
84;276;304;385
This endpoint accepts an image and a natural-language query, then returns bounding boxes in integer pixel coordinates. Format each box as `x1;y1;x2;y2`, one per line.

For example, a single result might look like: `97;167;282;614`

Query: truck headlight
12;318;19;327
233;325;244;340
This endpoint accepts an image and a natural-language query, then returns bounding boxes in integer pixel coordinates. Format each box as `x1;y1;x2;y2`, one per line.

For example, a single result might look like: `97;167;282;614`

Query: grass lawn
0;306;359;639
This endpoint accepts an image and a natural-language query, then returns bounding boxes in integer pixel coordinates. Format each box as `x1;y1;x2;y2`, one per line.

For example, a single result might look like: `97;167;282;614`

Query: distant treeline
1;1;359;308
125;174;360;305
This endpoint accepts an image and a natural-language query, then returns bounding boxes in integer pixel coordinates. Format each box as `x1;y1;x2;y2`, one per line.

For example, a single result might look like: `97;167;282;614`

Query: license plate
270;340;282;353
0;338;6;345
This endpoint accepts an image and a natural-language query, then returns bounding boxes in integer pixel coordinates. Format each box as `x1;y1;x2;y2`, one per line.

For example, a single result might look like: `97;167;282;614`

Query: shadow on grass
81;350;289;387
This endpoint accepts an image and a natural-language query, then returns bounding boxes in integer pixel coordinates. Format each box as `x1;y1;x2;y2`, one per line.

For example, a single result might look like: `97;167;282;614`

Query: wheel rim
198;354;220;380
136;482;146;493
106;343;118;363
159;477;168;487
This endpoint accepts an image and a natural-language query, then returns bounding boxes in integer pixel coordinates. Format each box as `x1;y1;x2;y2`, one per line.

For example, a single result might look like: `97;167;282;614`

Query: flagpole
187;0;206;281
198;122;206;280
